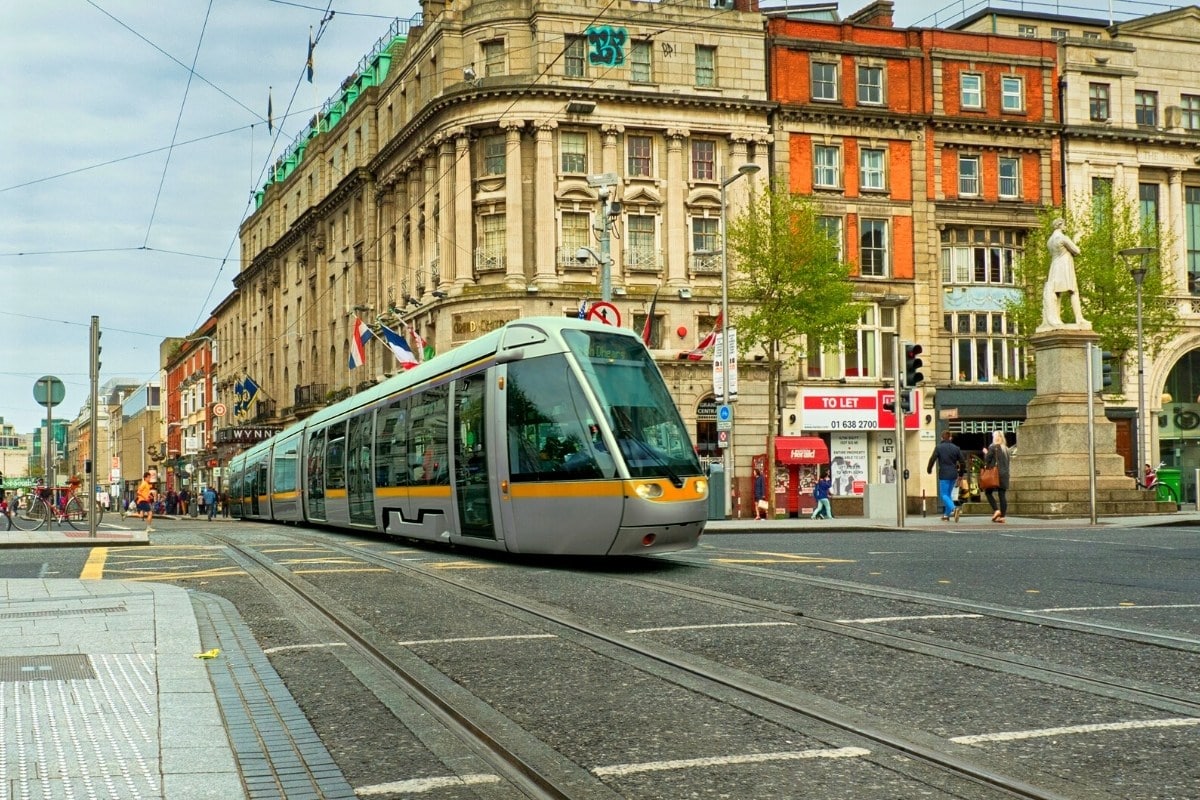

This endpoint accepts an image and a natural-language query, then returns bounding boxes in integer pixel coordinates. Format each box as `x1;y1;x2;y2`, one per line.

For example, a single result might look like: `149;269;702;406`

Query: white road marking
261;643;348;654
951;717;1200;745
1038;603;1200;612
396;633;557;646
626;621;798;634
592;746;871;776
838;613;984;624
356;774;501;795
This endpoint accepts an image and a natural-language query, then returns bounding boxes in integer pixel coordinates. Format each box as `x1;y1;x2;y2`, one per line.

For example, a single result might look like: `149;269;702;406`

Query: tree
1011;189;1178;393
725;186;864;515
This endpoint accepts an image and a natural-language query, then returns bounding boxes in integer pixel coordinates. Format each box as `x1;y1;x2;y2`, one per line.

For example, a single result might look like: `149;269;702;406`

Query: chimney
846;0;894;27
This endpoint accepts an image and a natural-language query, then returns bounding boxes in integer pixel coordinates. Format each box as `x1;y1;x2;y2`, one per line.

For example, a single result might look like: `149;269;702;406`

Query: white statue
1042;217;1089;330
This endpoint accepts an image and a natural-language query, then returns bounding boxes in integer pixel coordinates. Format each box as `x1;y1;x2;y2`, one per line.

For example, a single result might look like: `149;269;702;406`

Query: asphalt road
11;518;1200;799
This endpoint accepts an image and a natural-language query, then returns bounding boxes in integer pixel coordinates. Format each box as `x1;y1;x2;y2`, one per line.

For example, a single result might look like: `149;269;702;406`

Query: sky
0;0;1089;436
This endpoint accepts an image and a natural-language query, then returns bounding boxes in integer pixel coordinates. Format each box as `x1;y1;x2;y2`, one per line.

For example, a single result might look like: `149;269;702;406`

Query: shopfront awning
774;436;829;465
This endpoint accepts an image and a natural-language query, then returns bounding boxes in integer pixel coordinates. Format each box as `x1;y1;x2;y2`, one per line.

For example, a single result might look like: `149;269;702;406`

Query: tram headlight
635;482;665;500
695;479;708;496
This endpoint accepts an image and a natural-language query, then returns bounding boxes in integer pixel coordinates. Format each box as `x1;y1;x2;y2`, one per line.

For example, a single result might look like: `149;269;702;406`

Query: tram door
453;375;495;539
346;413;375;526
306;427;327;521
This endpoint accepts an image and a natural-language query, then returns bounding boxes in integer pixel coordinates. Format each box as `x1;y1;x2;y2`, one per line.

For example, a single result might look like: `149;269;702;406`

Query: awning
774;436;829;465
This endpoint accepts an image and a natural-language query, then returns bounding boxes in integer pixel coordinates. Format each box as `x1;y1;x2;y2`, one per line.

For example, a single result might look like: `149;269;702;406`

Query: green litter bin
1155;467;1181;505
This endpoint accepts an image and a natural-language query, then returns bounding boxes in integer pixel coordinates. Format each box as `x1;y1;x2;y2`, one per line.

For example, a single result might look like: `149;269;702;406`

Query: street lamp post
719;161;760;518
1120;246;1154;481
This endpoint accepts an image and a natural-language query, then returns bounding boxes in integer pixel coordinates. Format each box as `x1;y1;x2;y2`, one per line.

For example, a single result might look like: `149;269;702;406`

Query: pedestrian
983;430;1011;524
926;430;965;521
220;490;231;517
178;488;190;517
811;471;833;520
752;467;767;520
135;471;156;533
203;485;218;520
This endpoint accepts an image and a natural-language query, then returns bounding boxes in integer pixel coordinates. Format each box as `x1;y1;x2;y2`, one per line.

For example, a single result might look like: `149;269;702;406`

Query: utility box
708;463;726;520
1157;467;1181;505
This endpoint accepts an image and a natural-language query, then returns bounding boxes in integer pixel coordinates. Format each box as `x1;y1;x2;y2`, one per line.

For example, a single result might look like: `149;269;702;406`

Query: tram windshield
565;329;703;481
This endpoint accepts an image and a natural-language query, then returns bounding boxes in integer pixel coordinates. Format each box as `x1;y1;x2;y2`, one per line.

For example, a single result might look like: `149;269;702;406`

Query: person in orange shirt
135;471;157;532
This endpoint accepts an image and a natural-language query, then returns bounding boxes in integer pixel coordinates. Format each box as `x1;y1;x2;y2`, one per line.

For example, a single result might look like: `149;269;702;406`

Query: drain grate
0;602;127;621
0;653;97;682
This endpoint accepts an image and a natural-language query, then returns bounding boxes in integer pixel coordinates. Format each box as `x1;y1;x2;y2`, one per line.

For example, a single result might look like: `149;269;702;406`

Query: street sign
716;404;732;431
586;302;620;326
32;376;65;408
587;172;618;187
717;430;730;448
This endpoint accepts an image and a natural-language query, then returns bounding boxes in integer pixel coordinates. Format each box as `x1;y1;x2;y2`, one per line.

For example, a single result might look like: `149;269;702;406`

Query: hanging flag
578;298;588;320
349;316;372;369
233;378;246;417
379;324;420;370
306;29;315;83
239;376;261;418
267;87;274;133
406;323;427;364
681;312;723;360
641;288;659;347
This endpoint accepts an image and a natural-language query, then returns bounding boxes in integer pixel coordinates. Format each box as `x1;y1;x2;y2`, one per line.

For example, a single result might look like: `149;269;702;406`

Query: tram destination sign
215;426;281;445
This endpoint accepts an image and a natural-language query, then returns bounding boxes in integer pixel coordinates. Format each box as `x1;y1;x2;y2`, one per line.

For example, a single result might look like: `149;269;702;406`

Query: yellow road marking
291;568;392;574
109;567;247;582
281;558;365;566
80;548;108;580
714;550;856;565
429;561;496;570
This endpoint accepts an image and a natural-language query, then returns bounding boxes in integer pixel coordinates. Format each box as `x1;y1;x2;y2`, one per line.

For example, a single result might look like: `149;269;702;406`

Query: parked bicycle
1134;461;1180;509
5;483;105;531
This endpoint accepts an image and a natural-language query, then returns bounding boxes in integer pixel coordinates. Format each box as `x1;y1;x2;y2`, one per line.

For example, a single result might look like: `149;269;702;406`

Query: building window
1139;182;1160;245
807;304;895;380
961;73;983;109
814;145;840;188
817;215;843;260
691;139;715;181
692;217;719;253
857;65;883;105
1134;90;1158;126
958;155;980;197
560;131;587;174
564;36;585;78
695;45;716;87
1001;76;1024;112
859;218;888;278
627;135;653;177
1051;27;1069;40
1182;94;1200;130
477;213;506;272
999;157;1020;199
1089;83;1110;121
627;214;657;270
945;311;1026;383
631;40;652;83
1187;186;1200;294
560;211;589;262
482;40;506;77
1018;24;1037;37
812;61;838;102
939;227;1023;286
860;148;886;191
1092;176;1113;224
1082;31;1102;40
483;134;505;174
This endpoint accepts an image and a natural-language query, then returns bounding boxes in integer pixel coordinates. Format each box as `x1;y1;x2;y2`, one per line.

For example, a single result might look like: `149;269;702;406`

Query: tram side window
273;437;300;493
326;428;347;490
409;385;449;485
507;355;614;481
256;458;269;496
308;428;326;499
375;399;408;487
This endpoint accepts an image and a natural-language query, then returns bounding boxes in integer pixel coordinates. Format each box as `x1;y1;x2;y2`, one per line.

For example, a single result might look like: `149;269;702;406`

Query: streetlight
1120;246;1154;481
719;161;760;518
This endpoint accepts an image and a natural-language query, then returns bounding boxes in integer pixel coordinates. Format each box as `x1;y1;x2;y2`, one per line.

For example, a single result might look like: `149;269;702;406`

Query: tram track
253;531;1125;800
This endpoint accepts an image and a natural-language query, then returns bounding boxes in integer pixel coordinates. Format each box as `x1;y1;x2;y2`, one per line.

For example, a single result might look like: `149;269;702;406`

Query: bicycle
9;485;105;531
1134;461;1180;510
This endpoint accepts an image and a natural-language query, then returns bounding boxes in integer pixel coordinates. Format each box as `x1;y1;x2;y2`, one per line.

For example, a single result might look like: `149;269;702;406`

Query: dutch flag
349;317;372;369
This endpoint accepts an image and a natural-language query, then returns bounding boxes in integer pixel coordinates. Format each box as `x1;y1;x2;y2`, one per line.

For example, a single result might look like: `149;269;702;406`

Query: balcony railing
474;247;506;274
690;250;722;275
294;383;327;408
624;246;662;273
557;246;595;270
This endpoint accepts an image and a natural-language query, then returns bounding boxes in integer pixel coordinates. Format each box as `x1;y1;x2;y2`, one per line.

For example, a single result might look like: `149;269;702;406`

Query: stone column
422;149;437;297
534;122;558;285
666;129;688;287
1168;168;1186;293
454;133;473;287
406;164;421;301
503;120;526;288
438;134;457;293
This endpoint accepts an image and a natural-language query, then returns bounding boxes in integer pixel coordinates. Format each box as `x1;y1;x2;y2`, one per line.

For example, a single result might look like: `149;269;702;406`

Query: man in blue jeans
203;486;218;521
926;430;965;521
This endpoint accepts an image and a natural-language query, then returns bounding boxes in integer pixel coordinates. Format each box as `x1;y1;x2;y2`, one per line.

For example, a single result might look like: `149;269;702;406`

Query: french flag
348;317;371;369
379;324;420;370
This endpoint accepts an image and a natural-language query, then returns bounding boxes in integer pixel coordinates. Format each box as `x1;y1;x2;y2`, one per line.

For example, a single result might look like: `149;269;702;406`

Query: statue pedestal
1009;329;1155;515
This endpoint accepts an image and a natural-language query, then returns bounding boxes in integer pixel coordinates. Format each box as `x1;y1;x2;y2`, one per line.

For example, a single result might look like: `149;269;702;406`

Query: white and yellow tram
227;317;708;555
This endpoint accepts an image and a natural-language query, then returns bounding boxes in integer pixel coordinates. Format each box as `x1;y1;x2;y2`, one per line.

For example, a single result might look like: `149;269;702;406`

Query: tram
227;317;708;555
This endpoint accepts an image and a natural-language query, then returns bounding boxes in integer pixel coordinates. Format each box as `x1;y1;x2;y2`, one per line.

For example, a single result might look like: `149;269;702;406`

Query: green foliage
725;186;864;362
1012;189;1179;362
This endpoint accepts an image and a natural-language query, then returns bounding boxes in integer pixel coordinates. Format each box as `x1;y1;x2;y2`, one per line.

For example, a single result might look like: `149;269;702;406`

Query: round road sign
33;376;66;408
213;402;228;416
586;302;621;327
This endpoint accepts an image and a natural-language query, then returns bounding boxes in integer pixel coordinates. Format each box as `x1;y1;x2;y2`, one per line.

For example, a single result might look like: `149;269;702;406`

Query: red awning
774;436;829;465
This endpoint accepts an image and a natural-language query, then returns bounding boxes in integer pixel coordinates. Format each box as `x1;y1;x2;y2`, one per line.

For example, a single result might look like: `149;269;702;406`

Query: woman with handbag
981;430;1010;523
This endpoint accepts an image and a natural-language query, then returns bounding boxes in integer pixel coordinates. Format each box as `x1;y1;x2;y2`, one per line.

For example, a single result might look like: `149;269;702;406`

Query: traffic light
899;389;914;415
90;317;101;376
903;343;924;387
1101;351;1114;390
882;395;896;414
